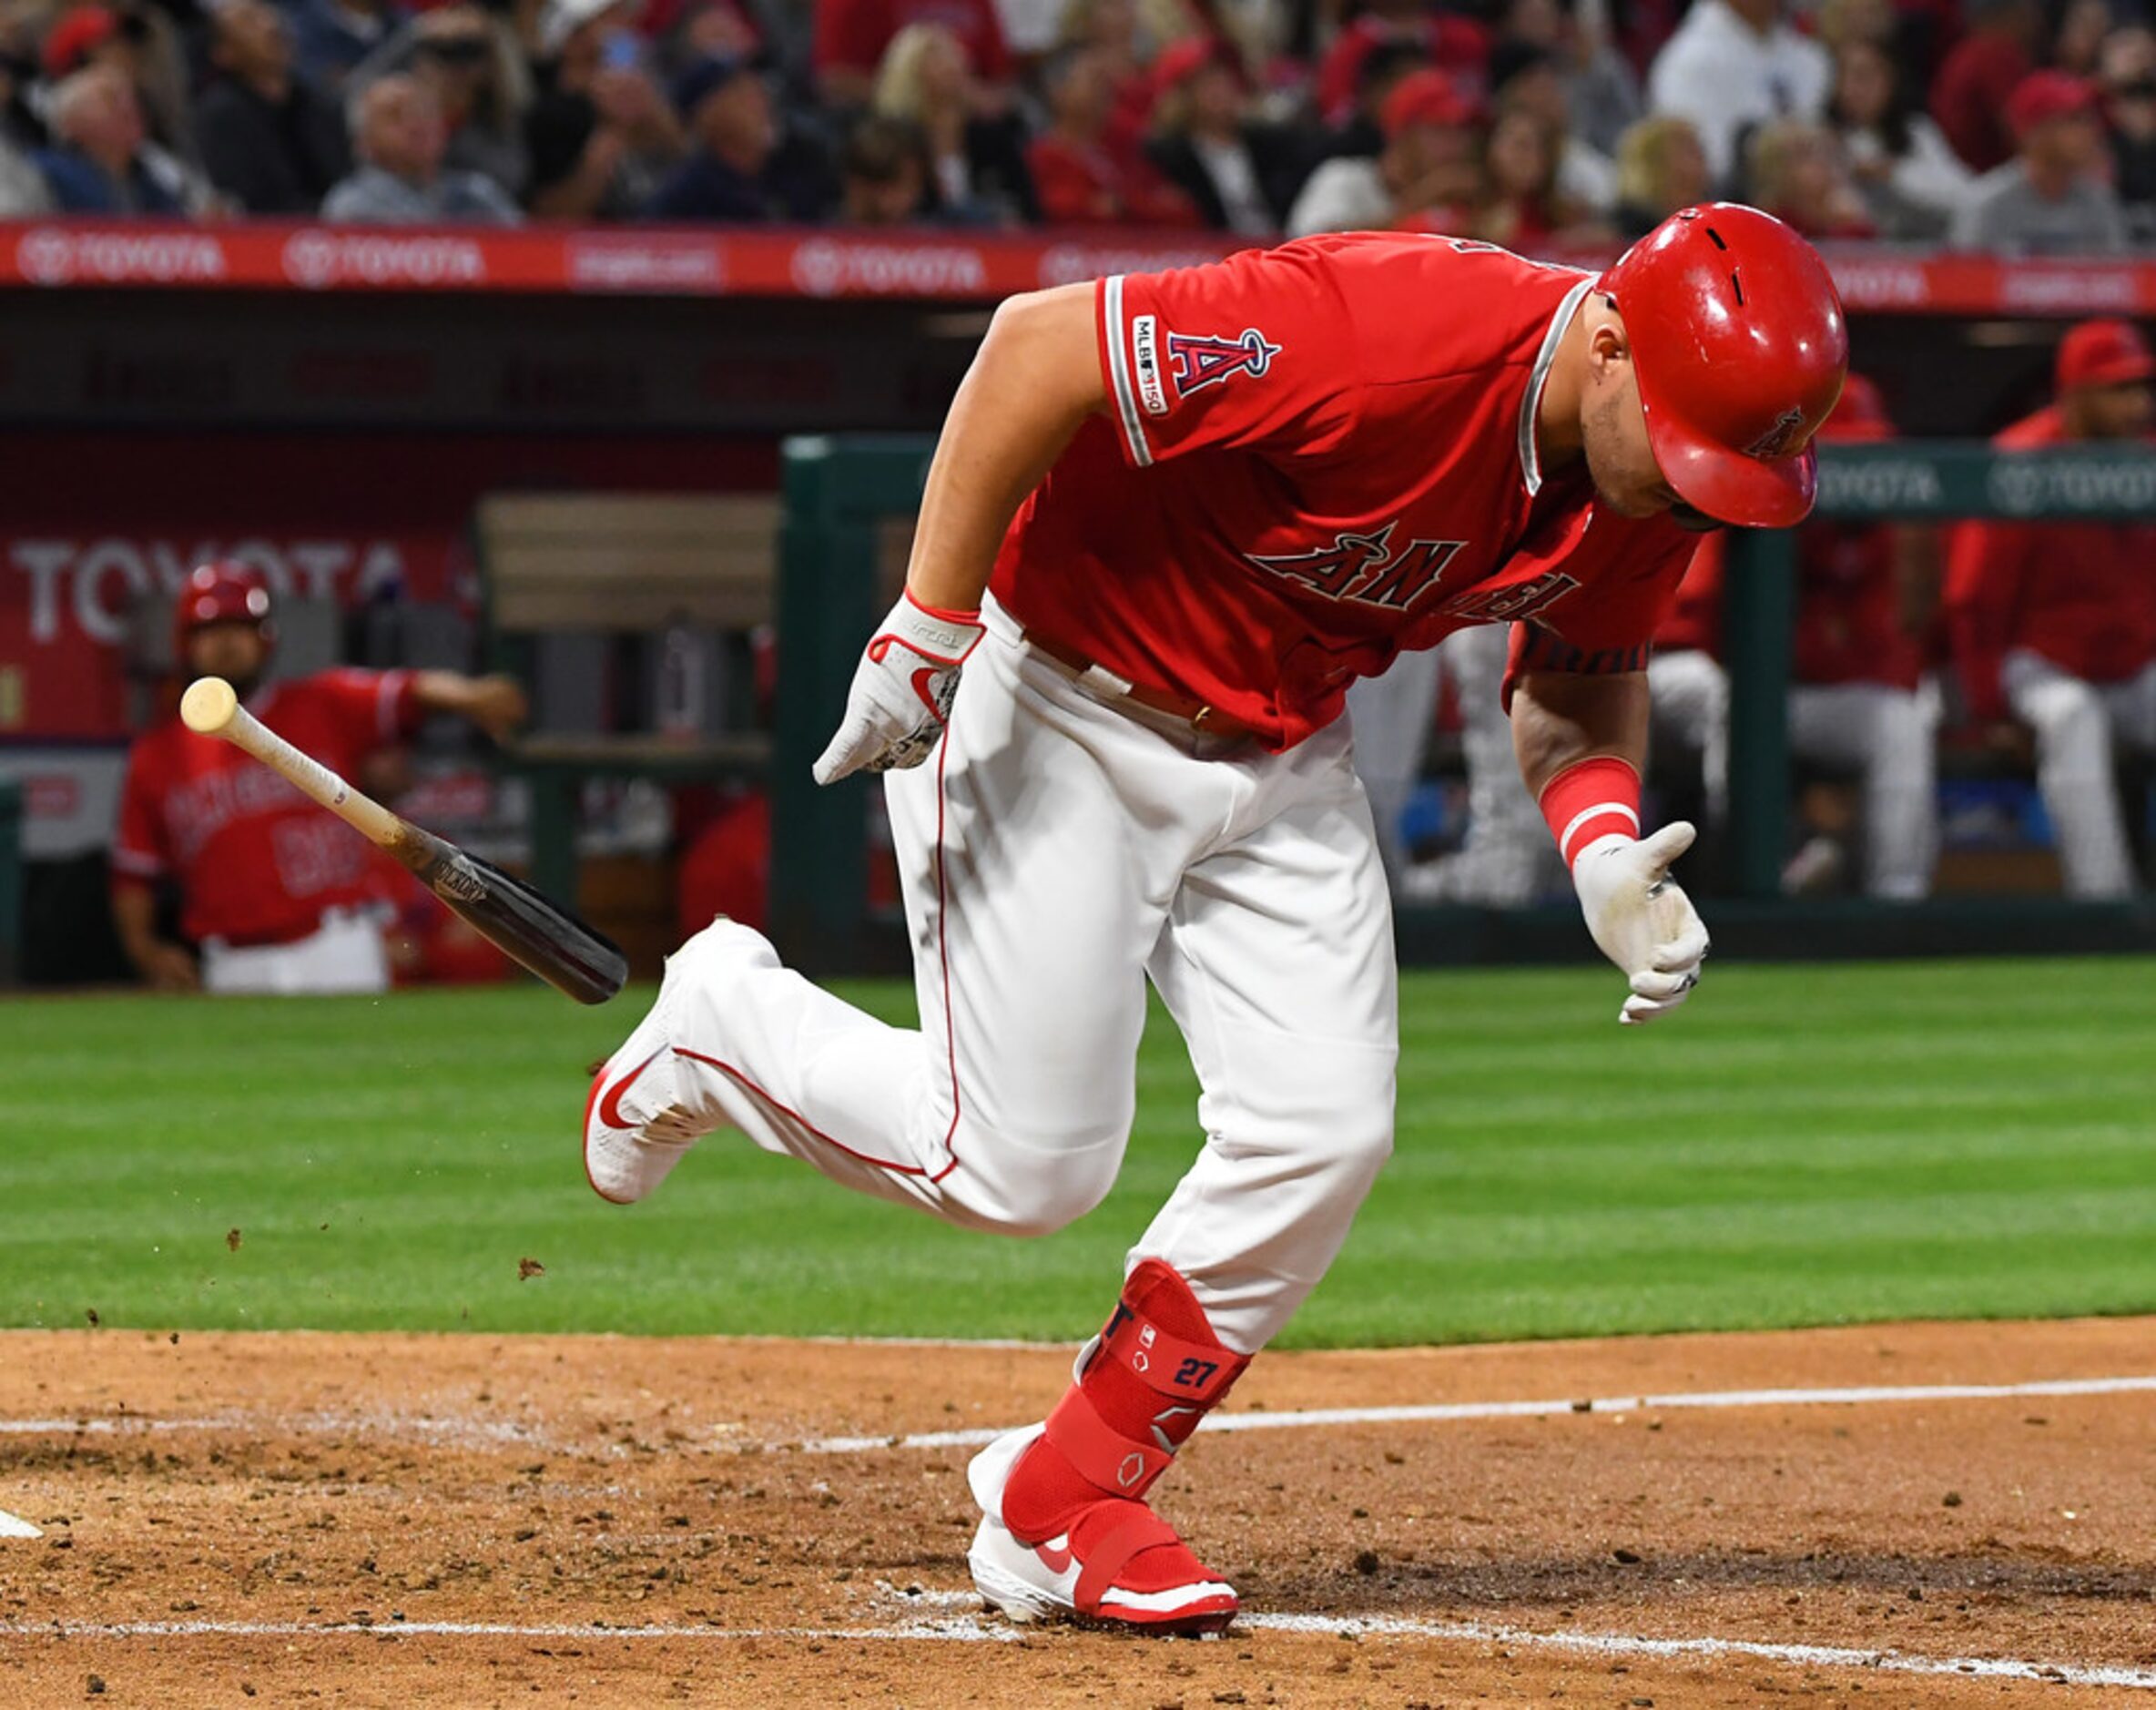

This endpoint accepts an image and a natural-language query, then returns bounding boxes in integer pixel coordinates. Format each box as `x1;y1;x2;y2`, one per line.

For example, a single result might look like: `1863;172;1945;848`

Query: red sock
1002;1260;1247;1578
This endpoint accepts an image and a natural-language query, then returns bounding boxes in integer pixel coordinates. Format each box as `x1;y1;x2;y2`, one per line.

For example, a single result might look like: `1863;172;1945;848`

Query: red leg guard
1002;1260;1248;1606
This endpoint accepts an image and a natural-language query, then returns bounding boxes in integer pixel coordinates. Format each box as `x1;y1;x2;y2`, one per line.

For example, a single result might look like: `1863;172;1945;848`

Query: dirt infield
2;1318;2151;1706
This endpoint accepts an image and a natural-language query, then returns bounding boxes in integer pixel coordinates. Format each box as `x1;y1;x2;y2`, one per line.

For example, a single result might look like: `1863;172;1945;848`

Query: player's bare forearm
1510;670;1650;800
111;882;196;991
905;284;1108;613
412;671;528;742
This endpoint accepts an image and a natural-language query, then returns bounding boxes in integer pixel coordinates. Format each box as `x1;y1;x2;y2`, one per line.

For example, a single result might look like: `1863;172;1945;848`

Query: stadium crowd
0;0;2151;248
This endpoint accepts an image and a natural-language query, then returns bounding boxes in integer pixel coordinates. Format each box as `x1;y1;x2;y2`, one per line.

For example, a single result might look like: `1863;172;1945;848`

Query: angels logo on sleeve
1165;327;1282;398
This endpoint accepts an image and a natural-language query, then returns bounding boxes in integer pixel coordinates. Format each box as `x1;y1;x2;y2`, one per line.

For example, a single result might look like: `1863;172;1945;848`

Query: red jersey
1025;135;1202;229
113;669;422;946
1945;405;2156;720
1663;524;1923;689
812;0;1011;84
992;235;1698;751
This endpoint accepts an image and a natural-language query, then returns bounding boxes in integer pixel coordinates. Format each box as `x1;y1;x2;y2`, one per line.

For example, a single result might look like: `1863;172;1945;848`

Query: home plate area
2;1318;2151;1706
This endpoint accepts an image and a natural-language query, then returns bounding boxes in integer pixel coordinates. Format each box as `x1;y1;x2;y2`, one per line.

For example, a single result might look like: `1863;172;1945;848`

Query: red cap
1597;203;1849;529
2007;70;2100;137
1152;35;1241;101
1382;68;1479;138
43;5;119;79
173;562;274;655
2055;318;2156;392
1820;372;1895;442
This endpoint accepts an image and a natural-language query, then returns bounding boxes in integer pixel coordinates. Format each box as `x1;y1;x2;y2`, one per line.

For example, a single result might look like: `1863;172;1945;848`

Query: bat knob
181;677;239;736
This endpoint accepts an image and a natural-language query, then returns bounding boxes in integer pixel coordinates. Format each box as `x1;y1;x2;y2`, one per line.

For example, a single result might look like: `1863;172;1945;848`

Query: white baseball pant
646;597;1398;1355
1343;643;1443;880
1646;648;1730;830
1398;623;1564;905
1786;682;1940;901
2002;650;2156;899
200;907;392;995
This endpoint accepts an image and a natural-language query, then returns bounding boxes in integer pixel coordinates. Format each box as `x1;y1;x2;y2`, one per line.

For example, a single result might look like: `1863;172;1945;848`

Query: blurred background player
111;563;529;994
1651;376;1941;899
1947;320;2156;898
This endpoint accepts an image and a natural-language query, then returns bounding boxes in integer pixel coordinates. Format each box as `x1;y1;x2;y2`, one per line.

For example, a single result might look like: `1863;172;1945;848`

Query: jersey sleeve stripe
1099;275;1154;470
109;848;165;878
377;668;412;742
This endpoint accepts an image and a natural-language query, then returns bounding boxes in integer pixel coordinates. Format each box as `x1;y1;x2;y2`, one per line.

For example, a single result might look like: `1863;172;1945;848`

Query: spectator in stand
1825;36;1976;239
1058;0;1158;158
1652;376;1940;900
2053;0;2112;80
401;5;532;199
196;0;350;215
1288;66;1480;235
1314;0;1488;129
2100;26;2156;240
35;61;212;214
871;21;1035;223
1462;102;1609;245
42;2;195;168
1744;117;1876;237
836;111;927;222
1307;38;1430;165
1488;39;1616;214
321;71;524;219
647;53;825;218
1947;320;2156;898
1144;33;1302;234
1952;71;2127;254
1610;111;1710;236
113;564;528;996
0;56;51;214
1644;0;1830;185
1495;0;1640;158
815;0;1012;111
1929;0;2040;173
1025;44;1200;226
525;0;687;219
287;0;410;88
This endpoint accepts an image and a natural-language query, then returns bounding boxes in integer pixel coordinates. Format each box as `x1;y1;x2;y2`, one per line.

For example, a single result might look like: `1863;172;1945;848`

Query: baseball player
1947;319;2156;898
113;562;528;994
586;206;1847;1631
1650;375;1940;899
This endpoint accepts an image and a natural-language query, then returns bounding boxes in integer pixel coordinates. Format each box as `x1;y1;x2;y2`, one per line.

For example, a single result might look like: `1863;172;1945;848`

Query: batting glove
812;593;985;785
1571;821;1711;1027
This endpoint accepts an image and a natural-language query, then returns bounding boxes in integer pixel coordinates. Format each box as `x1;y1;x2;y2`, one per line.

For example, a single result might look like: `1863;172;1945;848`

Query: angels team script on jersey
1243;522;1466;612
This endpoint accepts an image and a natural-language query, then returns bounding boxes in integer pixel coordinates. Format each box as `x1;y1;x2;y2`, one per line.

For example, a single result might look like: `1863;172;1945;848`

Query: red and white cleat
966;1424;1239;1634
581;918;740;1204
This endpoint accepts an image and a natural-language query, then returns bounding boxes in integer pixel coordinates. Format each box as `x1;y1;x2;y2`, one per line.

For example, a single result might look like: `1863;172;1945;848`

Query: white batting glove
811;593;985;785
1570;821;1711;1026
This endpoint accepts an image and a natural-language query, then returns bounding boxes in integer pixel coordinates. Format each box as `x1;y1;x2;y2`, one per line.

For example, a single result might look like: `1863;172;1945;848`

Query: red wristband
903;589;982;625
1540;757;1642;868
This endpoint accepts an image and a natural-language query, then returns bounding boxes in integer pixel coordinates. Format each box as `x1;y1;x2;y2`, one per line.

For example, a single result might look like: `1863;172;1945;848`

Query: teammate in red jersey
112;563;528;995
586;207;1847;1630
1946;319;2156;898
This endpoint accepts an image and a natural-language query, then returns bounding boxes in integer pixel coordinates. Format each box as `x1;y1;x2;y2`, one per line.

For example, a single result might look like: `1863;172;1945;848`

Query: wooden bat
180;676;627;1005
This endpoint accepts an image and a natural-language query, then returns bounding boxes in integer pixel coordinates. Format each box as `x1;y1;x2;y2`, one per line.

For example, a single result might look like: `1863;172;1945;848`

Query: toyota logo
282;230;341;290
1986;459;2047;518
790;239;844;298
16;229;75;286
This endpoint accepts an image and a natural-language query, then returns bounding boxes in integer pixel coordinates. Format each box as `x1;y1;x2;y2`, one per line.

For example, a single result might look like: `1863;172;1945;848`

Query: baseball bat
179;676;627;1005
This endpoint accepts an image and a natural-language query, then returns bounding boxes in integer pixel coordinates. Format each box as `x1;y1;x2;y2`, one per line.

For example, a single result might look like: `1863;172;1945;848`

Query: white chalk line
0;1509;42;1539
797;1373;2156;1455
3;1613;2151;1691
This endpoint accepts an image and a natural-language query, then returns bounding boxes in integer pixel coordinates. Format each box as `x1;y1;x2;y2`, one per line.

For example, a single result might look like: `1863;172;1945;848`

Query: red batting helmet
173;561;274;655
1597;203;1849;529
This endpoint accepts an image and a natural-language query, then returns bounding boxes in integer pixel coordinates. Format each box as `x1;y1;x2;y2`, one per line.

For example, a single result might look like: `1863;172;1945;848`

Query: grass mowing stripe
0;958;2151;1343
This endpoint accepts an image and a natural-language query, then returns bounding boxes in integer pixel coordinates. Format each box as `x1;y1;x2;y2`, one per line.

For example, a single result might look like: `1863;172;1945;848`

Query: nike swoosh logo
597;1048;666;1129
1033;1539;1073;1574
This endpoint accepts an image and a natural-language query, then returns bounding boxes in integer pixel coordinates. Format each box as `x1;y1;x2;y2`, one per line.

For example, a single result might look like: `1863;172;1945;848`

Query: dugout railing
771;436;2156;972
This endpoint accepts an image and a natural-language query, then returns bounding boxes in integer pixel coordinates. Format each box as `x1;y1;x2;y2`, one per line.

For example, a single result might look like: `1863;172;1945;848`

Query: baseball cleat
581;917;741;1204
966;1425;1239;1634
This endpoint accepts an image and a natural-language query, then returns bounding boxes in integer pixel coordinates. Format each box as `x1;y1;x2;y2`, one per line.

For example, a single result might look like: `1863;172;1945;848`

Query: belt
1022;631;1262;743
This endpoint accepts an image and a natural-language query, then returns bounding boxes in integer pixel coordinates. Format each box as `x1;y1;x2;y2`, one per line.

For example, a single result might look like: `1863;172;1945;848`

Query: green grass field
3;958;2152;1347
